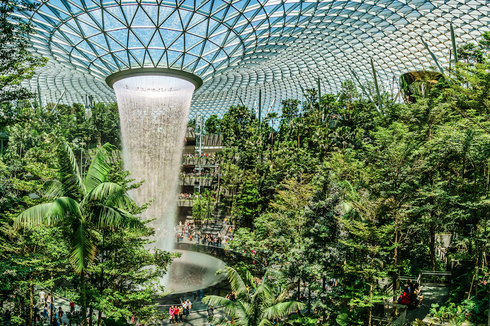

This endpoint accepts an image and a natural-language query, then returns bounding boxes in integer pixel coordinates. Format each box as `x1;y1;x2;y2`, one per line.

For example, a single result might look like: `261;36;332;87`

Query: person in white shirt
186;299;192;315
182;301;188;316
39;290;46;304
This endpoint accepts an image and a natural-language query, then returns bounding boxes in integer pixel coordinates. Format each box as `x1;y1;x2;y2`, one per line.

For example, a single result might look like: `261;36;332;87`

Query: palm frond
43;180;64;199
252;282;275;304
15;197;81;228
59;142;85;197
201;295;242;317
15;203;56;228
225;267;248;295
244;269;256;290
94;205;142;229
70;221;96;274
85;143;115;192
258;319;274;326
261;301;305;320
83;182;133;208
273;282;298;304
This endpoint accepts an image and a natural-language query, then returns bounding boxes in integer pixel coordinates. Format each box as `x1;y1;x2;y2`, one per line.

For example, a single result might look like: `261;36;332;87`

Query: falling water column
111;73;197;254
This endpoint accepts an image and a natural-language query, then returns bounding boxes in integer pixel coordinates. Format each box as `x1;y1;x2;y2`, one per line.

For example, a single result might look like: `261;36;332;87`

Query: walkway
162;310;222;326
406;286;450;324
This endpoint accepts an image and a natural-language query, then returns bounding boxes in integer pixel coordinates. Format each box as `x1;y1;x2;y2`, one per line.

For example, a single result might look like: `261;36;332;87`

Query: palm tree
15;142;142;326
202;267;304;326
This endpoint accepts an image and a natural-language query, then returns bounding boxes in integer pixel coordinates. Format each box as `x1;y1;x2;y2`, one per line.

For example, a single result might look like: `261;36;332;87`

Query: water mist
113;75;194;255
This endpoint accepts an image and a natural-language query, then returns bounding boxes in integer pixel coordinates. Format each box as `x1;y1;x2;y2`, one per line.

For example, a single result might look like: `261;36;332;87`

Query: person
39;290;46;304
407;279;413;292
168;306;174;323
186;299;192;315
399;286;411;305
43;307;49;321
173;306;178;324
69;301;75;313
58;307;64;320
47;295;52;306
50;302;56;314
207;306;214;323
178;305;183;322
410;283;424;307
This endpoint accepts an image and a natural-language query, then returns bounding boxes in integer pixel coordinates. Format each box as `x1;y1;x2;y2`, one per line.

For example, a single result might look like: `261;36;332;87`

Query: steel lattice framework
14;0;490;117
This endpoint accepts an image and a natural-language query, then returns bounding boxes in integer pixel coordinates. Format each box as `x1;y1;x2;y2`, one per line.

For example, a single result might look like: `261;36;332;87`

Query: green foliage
202;267;304;326
285;315;318;326
205;114;221;134
192;189;216;222
431;296;489;324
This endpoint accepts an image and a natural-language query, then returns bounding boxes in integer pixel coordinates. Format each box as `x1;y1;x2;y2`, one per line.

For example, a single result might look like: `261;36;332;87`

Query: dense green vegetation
0;103;174;326
199;35;490;325
3;1;490;323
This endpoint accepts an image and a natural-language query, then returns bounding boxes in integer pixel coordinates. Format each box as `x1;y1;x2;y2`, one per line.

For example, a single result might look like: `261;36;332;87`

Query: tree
87;225;173;326
15;142;143;326
301;167;344;321
202;266;304;326
192;189;216;227
339;193;395;326
205;114;221;134
0;0;47;104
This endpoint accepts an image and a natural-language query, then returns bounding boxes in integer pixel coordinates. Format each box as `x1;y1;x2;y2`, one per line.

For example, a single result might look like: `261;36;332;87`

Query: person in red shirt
400;287;411;305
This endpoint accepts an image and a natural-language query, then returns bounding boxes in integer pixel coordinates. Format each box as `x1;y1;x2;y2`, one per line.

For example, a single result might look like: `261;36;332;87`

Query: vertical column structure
110;72;201;253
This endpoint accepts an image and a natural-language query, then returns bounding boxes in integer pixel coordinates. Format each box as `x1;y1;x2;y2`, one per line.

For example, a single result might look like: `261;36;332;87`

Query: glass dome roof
15;0;490;117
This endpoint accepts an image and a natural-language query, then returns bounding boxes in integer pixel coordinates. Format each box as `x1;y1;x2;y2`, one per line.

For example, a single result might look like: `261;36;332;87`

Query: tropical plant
202;266;304;326
14;142;143;326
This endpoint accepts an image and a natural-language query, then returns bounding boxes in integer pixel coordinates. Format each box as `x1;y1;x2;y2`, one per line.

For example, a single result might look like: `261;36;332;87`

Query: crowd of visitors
398;280;424;308
178;192;217;200
178;193;195;199
174;221;233;247
1;289;81;326
168;300;192;323
183;153;215;158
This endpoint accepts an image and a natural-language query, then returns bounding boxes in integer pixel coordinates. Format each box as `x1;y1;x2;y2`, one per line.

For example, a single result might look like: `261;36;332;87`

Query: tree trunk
487;284;490;326
297;279;301;300
96;311;102;326
322;276;326;322
50;280;54;326
89;306;93;326
430;223;436;272
368;281;373;326
81;273;88;326
29;283;34;326
307;282;311;315
393;216;399;304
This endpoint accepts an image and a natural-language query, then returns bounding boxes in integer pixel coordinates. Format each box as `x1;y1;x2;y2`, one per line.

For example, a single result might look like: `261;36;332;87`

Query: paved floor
406;286;450;324
161;310;221;326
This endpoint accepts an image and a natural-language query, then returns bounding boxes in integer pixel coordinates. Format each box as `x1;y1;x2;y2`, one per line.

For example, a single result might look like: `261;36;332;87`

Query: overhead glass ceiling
15;0;490;117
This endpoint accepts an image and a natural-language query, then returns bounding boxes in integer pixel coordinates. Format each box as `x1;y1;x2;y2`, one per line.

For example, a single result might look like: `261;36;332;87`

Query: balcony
182;157;219;166
177;199;195;207
180;177;217;187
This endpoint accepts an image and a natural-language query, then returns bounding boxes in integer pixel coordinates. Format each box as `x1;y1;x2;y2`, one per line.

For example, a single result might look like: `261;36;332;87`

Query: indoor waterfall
113;75;195;255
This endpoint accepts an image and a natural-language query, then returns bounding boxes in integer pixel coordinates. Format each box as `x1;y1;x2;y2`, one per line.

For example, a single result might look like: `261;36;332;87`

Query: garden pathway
406;286;450;324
